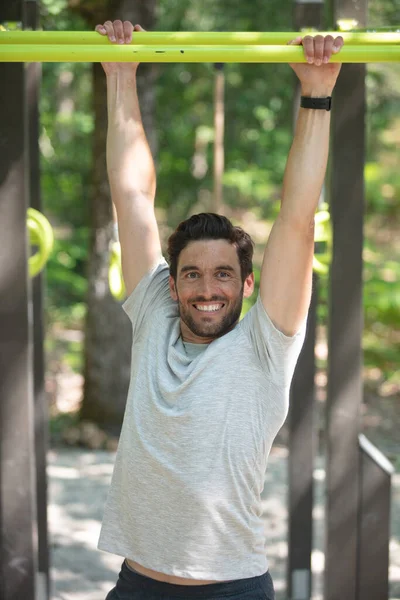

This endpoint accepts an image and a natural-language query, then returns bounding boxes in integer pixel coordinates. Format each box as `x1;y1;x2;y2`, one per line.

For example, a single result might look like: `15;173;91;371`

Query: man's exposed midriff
126;558;232;585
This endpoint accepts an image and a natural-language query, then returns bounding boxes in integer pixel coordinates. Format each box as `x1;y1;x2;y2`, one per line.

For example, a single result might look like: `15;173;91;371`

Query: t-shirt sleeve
240;295;307;386
122;257;175;339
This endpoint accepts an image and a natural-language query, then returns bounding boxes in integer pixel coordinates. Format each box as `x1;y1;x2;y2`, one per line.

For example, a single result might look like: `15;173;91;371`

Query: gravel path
48;446;400;600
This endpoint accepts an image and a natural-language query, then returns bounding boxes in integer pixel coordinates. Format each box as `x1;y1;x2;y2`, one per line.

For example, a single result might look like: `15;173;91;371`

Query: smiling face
169;239;255;344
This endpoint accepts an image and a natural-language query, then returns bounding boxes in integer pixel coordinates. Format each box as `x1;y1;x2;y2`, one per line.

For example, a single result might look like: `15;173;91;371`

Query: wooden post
287;2;323;599
326;0;367;597
24;1;50;597
0;3;38;600
288;276;318;600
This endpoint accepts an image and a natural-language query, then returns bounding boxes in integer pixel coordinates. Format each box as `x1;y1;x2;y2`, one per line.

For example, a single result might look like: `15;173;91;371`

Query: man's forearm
280;105;331;226
106;69;156;204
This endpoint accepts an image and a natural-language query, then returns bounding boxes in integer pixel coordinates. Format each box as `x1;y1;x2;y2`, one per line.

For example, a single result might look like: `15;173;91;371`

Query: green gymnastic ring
27;208;54;277
313;204;332;276
109;241;126;301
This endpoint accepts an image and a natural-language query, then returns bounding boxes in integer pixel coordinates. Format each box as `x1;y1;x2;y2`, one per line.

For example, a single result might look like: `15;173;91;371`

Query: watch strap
300;96;332;111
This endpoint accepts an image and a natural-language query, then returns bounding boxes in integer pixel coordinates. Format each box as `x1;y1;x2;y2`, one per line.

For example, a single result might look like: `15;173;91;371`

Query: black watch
300;96;332;111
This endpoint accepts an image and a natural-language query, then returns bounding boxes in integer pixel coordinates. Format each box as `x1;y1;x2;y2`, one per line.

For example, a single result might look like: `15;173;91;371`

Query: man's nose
197;275;215;298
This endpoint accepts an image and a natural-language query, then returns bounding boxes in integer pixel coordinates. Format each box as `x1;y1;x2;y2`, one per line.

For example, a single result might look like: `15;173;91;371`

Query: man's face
169;239;254;344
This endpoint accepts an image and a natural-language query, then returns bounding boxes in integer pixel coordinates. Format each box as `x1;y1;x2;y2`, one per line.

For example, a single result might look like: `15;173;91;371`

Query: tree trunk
77;0;157;433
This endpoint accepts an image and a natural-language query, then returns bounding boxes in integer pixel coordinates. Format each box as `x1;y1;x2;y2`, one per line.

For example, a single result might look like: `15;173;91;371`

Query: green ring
27;208;54;277
313;206;332;277
109;241;126;301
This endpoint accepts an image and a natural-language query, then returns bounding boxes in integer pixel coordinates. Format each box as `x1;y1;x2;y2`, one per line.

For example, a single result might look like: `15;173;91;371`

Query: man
95;20;343;600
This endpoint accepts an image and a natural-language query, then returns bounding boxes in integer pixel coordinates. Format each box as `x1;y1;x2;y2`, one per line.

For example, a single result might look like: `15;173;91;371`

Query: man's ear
243;272;255;299
169;275;178;301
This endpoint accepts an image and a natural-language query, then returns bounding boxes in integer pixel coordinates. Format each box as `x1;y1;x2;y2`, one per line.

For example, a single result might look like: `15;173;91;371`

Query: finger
103;20;116;43
333;35;344;53
123;21;134;44
287;36;302;46
313;35;324;66
133;24;146;32
323;35;334;63
302;35;315;64
95;24;107;35
113;19;124;44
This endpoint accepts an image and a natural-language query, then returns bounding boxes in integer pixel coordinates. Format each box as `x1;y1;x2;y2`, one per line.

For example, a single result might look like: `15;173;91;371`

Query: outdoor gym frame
0;0;398;598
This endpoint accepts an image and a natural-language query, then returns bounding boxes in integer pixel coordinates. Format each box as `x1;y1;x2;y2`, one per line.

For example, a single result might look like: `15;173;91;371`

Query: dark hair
167;213;254;282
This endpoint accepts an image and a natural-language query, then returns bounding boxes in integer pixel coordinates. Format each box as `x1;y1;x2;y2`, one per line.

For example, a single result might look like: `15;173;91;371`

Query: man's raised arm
96;20;162;296
259;35;344;336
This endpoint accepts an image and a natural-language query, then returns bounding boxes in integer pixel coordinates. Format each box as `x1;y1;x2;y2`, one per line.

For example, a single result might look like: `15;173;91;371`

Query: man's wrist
106;65;139;80
301;87;333;98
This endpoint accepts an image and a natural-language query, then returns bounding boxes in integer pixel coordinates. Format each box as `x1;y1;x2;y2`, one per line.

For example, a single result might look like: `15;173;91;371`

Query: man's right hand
95;20;145;75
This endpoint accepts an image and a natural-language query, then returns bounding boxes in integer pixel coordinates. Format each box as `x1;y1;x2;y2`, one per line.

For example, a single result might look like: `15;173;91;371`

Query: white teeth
195;304;222;312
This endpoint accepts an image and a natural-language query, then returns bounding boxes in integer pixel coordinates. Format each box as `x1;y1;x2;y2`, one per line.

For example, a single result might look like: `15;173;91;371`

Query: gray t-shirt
98;258;306;580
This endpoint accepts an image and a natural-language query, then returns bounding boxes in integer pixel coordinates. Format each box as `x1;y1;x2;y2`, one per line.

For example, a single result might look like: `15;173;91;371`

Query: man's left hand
288;35;344;96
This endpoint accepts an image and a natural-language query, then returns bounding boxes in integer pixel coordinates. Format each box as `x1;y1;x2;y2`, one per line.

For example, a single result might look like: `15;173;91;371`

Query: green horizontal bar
0;30;400;46
1;44;399;63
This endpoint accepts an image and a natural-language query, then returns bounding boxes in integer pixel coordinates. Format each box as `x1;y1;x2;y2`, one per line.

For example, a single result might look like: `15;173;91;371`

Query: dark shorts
106;560;275;600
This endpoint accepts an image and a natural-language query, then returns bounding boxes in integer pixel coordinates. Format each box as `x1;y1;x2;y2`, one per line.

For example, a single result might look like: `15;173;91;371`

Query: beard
176;287;244;340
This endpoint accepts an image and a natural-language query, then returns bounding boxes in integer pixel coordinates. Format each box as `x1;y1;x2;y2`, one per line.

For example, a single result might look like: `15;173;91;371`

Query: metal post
287;2;323;599
325;0;367;597
0;3;37;600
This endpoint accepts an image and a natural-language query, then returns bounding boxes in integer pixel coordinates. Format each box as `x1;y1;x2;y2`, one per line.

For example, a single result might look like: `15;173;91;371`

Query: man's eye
186;272;199;279
217;272;230;278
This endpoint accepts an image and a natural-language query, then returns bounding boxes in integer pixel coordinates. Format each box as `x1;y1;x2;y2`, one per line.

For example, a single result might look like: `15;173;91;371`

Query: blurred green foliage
39;0;399;387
